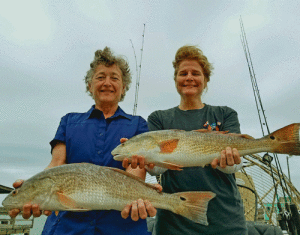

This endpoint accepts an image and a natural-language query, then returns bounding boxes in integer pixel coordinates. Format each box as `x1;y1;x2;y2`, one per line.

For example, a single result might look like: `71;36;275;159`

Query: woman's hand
120;138;155;170
211;147;241;169
119;138;162;220
8;180;52;219
121;184;163;221
122;155;155;170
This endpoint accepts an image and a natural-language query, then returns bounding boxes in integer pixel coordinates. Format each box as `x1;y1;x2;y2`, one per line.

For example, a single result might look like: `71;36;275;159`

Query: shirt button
100;133;103;136
98;151;102;154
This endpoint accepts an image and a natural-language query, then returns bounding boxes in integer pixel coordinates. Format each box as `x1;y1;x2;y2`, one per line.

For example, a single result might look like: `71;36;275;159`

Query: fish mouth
112;154;124;161
2;204;15;210
2;201;18;209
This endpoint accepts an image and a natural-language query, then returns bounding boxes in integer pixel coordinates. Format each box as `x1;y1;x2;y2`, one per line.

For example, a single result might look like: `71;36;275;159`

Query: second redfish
112;123;300;170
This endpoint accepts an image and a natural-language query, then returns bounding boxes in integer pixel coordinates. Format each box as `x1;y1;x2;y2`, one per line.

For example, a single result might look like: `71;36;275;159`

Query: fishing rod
239;17;291;231
131;24;146;116
240;17;300;234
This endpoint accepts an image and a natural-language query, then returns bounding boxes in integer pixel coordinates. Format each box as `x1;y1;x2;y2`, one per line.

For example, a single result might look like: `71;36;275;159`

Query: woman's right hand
120;138;155;170
8;180;52;219
121;184;163;221
122;155;155;170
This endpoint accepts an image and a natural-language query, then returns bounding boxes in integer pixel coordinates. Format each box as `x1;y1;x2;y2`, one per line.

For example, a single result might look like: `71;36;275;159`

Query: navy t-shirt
148;105;247;235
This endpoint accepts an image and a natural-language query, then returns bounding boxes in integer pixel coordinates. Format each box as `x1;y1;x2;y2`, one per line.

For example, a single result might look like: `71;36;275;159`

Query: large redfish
112;123;300;170
2;163;215;226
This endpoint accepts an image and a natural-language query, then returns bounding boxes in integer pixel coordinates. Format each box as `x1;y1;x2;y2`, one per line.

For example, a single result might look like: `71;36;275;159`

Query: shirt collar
85;105;132;120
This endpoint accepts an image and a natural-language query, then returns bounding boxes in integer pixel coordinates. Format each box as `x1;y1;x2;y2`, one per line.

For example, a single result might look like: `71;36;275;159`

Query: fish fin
159;139;179;153
267;123;300;155
193;129;212;133
57;192;80;209
66;209;91;212
57;192;91;211
154;161;183;171
172;191;216;226
109;168;160;190
227;133;255;139
193;129;229;134
212;131;229;134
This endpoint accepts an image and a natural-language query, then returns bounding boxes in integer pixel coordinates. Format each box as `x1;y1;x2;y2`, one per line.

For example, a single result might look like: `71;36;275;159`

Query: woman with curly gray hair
9;47;157;235
84;47;132;103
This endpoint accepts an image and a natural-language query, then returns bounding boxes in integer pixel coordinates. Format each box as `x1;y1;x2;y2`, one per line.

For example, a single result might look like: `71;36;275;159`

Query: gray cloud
1;0;299;210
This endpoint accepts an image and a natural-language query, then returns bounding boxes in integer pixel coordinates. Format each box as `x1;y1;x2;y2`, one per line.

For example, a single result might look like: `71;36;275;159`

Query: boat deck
0;207;34;235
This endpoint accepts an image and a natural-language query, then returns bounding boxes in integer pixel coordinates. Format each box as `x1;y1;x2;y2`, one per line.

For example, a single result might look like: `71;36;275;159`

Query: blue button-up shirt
50;105;148;168
42;105;150;235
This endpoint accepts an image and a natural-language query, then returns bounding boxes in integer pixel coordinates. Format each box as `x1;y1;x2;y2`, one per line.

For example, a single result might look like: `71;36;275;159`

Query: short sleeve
147;111;163;131
222;107;241;134
135;116;149;135
49;114;68;152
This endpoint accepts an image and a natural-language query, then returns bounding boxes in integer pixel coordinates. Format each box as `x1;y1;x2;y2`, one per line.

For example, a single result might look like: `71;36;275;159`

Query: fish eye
12;189;18;196
180;196;186;201
270;136;275;140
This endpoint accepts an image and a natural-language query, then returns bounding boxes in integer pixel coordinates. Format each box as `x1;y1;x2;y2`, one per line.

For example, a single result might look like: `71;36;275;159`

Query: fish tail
268;123;300;155
172;191;216;226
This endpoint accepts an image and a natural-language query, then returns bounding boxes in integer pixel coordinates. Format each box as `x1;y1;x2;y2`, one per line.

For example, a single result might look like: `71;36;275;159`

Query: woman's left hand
211;147;241;168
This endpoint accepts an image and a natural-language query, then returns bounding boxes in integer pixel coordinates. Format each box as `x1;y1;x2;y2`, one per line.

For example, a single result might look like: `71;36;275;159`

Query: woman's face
175;60;206;98
89;64;124;107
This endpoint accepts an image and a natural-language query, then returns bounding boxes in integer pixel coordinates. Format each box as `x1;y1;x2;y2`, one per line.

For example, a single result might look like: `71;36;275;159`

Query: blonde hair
173;45;213;83
84;47;131;102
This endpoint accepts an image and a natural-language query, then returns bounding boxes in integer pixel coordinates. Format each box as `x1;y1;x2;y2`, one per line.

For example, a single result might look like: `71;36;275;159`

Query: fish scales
2;163;216;225
112;123;300;170
51;164;162;211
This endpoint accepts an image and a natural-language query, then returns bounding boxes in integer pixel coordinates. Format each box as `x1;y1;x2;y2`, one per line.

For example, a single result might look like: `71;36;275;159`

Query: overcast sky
1;0;300;224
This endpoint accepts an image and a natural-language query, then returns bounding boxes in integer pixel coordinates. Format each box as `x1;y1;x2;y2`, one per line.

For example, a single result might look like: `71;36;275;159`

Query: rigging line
133;24;146;116
239;17;290;203
274;154;293;201
268;158;294;231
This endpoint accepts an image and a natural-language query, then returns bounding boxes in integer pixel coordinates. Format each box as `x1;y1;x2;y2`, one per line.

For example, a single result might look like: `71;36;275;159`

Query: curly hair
172;45;214;83
84;47;131;102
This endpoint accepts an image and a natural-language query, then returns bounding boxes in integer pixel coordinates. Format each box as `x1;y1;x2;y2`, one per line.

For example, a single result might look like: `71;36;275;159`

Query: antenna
131;24;146;116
